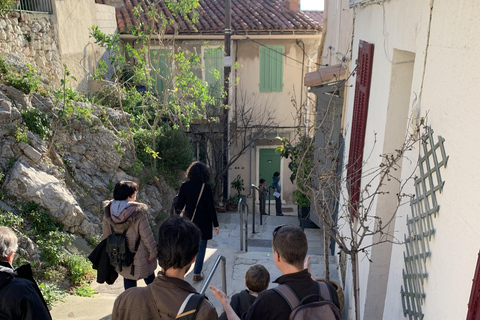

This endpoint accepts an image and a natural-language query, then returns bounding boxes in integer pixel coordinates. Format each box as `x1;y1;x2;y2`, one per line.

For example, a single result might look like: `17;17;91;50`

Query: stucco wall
0;11;62;84
333;0;480;319
52;0;116;91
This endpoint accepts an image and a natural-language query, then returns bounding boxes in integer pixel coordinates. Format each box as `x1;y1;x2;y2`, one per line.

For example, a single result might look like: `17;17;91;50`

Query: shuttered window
204;47;224;104
260;45;284;92
149;49;170;98
346;40;374;215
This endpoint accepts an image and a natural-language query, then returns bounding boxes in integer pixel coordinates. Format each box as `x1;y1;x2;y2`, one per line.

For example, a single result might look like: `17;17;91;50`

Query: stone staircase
51;210;341;320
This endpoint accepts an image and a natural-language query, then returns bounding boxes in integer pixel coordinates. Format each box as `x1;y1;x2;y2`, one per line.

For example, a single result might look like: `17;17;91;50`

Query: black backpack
105;226;141;276
273;281;341;320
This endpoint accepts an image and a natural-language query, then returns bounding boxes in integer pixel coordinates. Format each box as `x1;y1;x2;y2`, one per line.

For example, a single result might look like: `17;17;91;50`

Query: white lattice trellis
401;127;448;319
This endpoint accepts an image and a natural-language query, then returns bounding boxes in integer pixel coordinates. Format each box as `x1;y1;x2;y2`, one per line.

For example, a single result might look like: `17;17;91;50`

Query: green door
259;148;281;200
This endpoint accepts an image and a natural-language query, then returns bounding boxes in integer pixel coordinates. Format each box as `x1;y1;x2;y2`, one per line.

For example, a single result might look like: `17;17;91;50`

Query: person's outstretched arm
210;285;240;320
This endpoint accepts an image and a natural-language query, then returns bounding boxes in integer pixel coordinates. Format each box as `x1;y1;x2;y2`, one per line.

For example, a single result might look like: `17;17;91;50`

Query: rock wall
0;11;62;84
0;80;174;239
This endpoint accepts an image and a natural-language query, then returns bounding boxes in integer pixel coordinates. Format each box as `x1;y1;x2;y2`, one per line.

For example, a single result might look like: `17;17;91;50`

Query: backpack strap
176;293;205;319
129;225;142;276
318;281;332;301
273;284;301;310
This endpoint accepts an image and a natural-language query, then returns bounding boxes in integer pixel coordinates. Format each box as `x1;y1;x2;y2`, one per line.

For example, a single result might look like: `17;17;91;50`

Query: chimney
284;0;300;11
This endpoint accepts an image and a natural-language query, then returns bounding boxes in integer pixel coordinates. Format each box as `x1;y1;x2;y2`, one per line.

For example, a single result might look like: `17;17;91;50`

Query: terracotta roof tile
96;0;322;34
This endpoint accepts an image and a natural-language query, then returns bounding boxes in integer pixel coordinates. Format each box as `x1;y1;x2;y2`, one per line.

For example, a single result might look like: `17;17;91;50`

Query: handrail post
238;198;249;252
200;255;227;296
239;201;243;251
251;185;256;233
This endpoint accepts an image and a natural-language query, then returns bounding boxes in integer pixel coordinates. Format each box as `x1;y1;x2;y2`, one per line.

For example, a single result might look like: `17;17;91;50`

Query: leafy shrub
64;255;96;285
36;231;73;266
4;65;41;94
21;202;62;235
14;126;29;143
38;282;67;309
21;107;52;139
73;282;95;297
0;210;24;229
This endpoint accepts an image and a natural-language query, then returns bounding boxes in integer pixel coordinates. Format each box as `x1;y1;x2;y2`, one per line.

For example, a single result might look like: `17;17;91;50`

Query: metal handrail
199;255;227;295
251;184;264;228
238;197;249;251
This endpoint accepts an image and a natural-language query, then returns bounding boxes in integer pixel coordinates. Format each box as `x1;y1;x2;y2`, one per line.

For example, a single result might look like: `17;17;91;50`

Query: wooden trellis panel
401;127;448;319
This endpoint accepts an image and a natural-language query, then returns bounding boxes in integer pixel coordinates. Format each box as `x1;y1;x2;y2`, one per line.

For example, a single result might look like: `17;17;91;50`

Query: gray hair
0;227;18;261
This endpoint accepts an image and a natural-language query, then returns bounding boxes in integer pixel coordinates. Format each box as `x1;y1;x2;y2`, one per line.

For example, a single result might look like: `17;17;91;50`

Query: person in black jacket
0;226;52;320
211;225;340;320
219;264;270;320
176;161;220;282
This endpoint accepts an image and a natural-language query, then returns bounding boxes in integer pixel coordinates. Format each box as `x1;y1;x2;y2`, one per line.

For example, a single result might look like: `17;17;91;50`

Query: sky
301;0;324;10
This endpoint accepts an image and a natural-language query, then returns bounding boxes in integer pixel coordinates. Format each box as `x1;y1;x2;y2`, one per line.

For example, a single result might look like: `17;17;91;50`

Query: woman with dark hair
103;181;157;290
176;161;220;282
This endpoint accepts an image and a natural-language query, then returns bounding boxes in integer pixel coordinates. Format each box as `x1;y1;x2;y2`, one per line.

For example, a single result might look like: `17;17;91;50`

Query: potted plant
227;175;245;211
277;135;318;228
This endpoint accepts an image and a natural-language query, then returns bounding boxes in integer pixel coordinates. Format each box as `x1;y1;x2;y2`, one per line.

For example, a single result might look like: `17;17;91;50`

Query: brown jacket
103;201;157;280
112;272;218;320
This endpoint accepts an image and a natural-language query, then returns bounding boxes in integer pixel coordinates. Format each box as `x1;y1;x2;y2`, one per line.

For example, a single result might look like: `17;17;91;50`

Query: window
149;49;171;98
259;45;284;92
203;46;224;99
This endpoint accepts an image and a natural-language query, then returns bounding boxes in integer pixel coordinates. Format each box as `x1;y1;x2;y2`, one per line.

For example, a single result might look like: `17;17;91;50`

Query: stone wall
0;11;62;84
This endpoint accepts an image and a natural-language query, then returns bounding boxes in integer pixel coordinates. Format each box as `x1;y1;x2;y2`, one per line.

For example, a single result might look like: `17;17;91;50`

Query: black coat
88;238;118;285
177;180;219;240
0;261;52;320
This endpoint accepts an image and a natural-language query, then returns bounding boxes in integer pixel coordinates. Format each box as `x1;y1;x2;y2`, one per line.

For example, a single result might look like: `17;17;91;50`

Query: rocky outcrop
0;81;175;239
4;160;100;236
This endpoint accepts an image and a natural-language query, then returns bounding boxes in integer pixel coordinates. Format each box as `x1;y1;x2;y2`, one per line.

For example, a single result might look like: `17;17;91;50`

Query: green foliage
0;210;24;229
21;107;52;139
54;65;91;122
0;56;9;74
14;125;29;143
36;231;73;266
38;282;67;309
64;255;96;285
21;202;62;235
227;194;246;205
4;64;41;94
73;282;95;297
277;134;314;207
231;175;245;195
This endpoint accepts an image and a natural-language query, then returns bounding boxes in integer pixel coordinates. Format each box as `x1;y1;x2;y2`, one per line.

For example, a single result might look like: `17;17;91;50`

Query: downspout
248;133;253;197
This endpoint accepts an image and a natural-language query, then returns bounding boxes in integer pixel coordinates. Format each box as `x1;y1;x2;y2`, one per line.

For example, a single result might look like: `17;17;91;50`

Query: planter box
298;206;319;229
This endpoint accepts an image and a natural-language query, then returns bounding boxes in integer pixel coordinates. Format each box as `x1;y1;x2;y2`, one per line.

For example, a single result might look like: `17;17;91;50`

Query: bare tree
189;89;278;202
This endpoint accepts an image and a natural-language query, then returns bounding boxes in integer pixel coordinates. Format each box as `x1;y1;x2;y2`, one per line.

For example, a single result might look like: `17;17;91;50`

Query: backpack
105;226;141;276
175;293;206;319
273;281;341;320
170;194;182;216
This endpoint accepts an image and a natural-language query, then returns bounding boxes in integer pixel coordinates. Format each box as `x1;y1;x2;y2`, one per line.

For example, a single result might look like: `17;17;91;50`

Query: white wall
337;0;480;319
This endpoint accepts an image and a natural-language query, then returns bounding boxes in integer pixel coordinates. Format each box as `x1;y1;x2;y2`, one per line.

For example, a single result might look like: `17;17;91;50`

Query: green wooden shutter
260;45;284;92
150;49;169;97
204;47;224;99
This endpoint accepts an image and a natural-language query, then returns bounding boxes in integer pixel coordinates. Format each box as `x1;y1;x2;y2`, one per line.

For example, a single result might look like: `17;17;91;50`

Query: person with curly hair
176;161;220;282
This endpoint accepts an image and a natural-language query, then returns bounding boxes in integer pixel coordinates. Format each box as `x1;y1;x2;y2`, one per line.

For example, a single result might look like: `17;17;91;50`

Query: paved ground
51;207;345;319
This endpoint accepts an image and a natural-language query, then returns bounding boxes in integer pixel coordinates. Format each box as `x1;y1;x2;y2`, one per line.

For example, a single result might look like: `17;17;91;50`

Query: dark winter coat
0;261;52;320
176;180;219;240
88;238;118;285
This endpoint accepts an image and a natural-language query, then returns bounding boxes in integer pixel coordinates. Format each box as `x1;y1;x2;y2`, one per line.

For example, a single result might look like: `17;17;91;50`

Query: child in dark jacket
219;264;270;320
